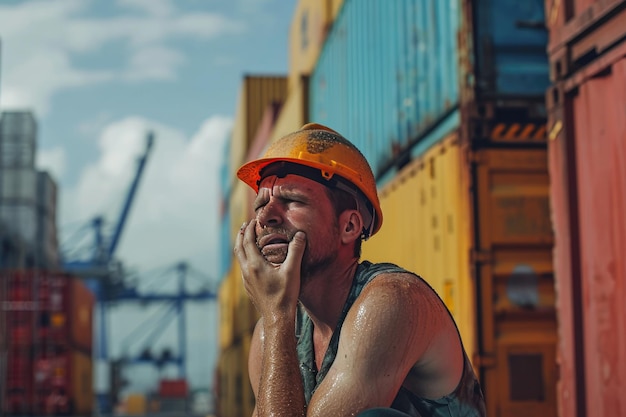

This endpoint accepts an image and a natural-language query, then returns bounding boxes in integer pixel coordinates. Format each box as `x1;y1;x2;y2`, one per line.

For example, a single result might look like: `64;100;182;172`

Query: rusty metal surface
573;56;626;417
548;53;626;417
547;0;626;81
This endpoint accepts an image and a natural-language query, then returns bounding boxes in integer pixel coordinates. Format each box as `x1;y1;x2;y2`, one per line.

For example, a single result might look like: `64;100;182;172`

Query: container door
471;148;557;417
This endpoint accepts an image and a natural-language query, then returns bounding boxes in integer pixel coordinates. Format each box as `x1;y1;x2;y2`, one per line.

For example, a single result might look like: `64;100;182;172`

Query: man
234;123;486;417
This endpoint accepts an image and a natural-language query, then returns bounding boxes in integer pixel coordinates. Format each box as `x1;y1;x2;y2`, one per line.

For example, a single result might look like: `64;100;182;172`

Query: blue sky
0;0;296;398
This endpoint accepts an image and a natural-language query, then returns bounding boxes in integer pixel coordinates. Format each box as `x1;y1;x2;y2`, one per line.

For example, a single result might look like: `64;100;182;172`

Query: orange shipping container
70;277;95;352
547;43;626;417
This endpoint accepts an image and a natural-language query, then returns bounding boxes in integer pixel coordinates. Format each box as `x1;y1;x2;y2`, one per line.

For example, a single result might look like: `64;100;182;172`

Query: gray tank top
295;261;486;417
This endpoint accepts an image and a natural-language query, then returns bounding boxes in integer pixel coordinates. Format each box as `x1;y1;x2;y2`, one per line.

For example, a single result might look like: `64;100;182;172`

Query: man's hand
235;219;308;417
234;219;307;321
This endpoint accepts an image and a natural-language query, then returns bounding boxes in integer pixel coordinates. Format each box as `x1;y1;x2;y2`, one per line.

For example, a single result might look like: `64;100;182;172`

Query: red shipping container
158;378;189;398
2;270;94;352
547;0;626;81
3;346;93;416
547;43;626;417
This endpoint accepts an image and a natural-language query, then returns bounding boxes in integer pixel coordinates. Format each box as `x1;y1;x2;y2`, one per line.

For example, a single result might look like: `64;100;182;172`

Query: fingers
282;231;306;273
234;220;252;265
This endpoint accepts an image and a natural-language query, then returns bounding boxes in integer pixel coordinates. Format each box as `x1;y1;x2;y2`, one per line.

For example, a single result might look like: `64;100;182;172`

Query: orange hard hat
237;123;383;239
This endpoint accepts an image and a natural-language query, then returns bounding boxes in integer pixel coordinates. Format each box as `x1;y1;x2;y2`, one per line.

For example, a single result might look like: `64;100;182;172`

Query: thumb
283;231;306;272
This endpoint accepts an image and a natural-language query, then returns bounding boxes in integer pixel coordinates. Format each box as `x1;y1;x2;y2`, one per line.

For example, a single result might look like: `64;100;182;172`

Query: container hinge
470;249;492;264
473;353;497;368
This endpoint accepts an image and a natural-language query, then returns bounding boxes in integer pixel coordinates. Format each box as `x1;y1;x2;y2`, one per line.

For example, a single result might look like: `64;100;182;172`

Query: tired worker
234;123;486;417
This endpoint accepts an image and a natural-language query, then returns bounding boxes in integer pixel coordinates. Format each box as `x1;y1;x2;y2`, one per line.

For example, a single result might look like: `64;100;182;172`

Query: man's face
253;174;340;274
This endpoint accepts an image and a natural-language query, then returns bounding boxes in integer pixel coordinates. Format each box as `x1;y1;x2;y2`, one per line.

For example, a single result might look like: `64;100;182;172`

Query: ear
339;210;363;244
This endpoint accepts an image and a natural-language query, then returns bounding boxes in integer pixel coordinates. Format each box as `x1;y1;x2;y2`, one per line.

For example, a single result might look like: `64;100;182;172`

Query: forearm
257;316;306;417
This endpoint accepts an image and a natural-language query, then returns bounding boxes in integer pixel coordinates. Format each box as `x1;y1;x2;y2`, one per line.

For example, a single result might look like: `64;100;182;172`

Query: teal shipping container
310;0;549;180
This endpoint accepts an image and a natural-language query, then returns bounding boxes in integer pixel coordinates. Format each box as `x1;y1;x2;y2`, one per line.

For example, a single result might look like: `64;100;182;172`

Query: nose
255;197;283;229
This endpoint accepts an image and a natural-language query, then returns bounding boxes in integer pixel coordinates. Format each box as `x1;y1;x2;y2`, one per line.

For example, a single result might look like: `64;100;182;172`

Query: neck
299;258;359;334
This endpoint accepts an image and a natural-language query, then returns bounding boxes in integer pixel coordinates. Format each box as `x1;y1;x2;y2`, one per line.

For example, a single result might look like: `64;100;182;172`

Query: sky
0;0;297;399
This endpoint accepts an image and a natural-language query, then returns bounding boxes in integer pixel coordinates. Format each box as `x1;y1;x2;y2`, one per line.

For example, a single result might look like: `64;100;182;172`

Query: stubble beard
256;225;340;283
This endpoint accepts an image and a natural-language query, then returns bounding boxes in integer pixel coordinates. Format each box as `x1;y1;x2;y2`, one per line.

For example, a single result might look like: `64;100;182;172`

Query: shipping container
125;393;147;415
158;378;189;398
0;204;38;246
546;40;626;417
216;343;244;417
0;168;38;203
2;271;94;353
0;111;37;169
230;76;288;175
547;0;626;81
311;0;549;180
288;0;344;92
4;347;93;416
362;135;557;417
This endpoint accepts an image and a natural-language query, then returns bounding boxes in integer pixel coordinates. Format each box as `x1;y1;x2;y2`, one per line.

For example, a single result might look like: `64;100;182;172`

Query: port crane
61;131;217;412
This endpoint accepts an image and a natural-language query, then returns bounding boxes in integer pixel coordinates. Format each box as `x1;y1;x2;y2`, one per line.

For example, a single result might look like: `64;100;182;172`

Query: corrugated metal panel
362;133;477;366
270;75;309;143
230;76;287;174
218;271;236;350
3;346;93;416
2;271;93;352
288;0;344;92
547;53;626;417
364;143;557;417
471;148;556;417
310;0;461;178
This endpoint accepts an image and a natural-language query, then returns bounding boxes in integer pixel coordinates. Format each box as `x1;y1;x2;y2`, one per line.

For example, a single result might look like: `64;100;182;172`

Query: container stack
309;1;555;415
1;271;94;416
0;110;60;270
545;1;626;416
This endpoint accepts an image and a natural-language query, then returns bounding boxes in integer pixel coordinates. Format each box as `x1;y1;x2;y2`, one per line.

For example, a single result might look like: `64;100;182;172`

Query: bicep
307;275;433;416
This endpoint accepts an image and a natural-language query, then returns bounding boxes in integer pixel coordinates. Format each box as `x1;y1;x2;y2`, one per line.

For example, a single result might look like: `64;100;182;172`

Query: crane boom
108;131;154;258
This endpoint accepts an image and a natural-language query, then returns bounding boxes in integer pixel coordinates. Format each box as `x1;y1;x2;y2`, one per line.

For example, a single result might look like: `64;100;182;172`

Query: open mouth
257;233;290;254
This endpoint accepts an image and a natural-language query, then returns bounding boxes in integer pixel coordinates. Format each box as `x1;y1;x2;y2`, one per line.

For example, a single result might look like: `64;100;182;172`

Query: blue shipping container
470;0;549;98
310;0;549;179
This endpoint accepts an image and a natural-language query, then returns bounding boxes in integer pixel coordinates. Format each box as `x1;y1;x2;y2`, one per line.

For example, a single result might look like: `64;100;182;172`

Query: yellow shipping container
288;0;344;92
125;393;147;416
363;133;476;358
230;76;287;172
216;343;244;417
71;349;94;416
364;133;557;416
270;74;309;142
218;269;236;350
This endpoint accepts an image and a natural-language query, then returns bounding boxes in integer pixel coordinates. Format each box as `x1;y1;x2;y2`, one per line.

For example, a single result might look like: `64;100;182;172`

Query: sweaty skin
234;175;463;417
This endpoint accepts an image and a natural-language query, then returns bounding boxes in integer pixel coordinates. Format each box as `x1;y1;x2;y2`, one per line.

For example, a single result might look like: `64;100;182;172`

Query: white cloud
36;146;67;182
124;46;185;81
61;115;232;277
0;1;245;115
116;0;175;17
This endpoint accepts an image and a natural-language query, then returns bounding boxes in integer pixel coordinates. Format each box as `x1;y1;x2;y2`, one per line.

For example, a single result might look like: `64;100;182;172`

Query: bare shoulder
343;271;452;353
357;271;449;319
